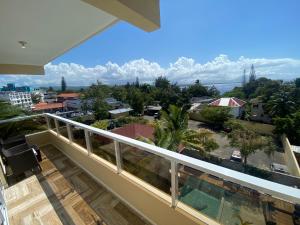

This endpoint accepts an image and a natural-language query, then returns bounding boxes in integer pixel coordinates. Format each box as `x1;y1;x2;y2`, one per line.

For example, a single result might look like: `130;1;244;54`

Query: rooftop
109;108;133;114
32;102;64;111
209;97;246;107
57;93;80;98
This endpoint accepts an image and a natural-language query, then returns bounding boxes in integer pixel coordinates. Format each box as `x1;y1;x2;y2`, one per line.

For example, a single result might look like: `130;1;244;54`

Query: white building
208;97;246;118
0;91;32;109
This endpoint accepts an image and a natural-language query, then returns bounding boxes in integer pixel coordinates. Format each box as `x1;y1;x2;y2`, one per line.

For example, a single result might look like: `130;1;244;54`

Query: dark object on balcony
0;134;26;150
2;144;41;178
293;204;300;225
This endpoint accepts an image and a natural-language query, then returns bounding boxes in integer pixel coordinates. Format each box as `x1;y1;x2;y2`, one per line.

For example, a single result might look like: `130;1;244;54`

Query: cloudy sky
2;0;300;87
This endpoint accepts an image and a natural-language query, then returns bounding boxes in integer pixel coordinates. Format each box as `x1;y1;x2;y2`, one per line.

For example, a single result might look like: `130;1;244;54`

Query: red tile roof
209;97;246;107
57;93;80;98
32;102;64;111
112;123;154;140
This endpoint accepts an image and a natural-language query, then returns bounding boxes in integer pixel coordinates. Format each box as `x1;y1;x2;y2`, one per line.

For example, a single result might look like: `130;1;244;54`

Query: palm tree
267;89;296;117
139;105;218;154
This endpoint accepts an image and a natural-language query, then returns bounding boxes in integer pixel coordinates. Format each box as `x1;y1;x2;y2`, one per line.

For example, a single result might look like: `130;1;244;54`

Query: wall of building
27;130;218;225
282;134;300;177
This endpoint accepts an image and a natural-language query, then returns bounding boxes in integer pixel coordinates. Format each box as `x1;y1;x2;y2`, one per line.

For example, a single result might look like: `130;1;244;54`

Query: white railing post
84;129;92;155
171;160;178;208
114;140;122;174
45;115;50;130
54;118;60;135
66;123;73;143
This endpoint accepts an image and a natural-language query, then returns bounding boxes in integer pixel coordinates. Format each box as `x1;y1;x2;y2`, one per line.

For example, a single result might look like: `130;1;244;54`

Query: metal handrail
45;113;300;204
1;113;300;205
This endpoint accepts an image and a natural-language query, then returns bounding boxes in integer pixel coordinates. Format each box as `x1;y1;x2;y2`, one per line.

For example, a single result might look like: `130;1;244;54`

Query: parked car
154;112;160;120
230;150;242;162
271;163;289;174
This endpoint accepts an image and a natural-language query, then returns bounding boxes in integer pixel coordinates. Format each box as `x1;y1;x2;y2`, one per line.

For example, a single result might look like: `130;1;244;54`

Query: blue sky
53;0;300;66
2;0;300;87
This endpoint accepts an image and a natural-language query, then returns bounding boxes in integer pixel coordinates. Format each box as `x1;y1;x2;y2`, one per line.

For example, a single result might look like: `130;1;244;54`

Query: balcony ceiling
0;0;160;75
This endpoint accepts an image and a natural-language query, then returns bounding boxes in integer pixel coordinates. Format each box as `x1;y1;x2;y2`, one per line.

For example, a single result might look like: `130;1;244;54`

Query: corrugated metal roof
109;108;132;114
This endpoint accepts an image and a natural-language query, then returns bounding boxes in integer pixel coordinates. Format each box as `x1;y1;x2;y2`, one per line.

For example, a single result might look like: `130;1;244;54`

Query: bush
91;120;109;130
199;106;232;127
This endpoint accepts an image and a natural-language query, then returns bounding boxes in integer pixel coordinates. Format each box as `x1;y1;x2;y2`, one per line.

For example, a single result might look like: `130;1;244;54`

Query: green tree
61;76;66;92
274;111;300;145
127;88;144;115
91;120;109;130
187;80;208;97
0;101;24;120
200;106;232;127
155;76;170;89
295;78;300;88
267;88;296;117
140;105;218;154
228;125;275;165
93;99;111;120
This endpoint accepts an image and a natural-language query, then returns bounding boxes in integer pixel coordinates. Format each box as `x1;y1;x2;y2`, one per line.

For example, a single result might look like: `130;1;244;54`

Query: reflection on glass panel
72;125;86;149
0;116;47;139
58;121;68;139
178;164;296;225
49;117;57;132
120;143;171;194
90;133;116;165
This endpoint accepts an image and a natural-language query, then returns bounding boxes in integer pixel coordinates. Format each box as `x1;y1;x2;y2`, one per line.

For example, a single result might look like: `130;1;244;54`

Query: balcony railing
1;113;300;225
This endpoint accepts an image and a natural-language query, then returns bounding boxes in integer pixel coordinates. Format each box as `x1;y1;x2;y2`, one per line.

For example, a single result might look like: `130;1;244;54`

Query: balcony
0;113;300;225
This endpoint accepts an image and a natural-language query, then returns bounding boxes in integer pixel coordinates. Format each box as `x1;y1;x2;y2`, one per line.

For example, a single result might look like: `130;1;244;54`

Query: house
109;108;133;119
57;93;80;103
189;97;215;112
250;97;272;123
145;105;162;116
112;123;154;140
208;97;246;118
105;97;122;109
43;92;57;103
31;102;64;113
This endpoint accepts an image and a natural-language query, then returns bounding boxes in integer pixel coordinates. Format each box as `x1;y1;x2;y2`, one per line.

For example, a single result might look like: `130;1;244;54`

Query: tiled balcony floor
4;145;149;225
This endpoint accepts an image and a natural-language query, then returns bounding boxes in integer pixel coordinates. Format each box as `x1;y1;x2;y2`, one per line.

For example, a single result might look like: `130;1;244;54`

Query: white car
230;150;242;162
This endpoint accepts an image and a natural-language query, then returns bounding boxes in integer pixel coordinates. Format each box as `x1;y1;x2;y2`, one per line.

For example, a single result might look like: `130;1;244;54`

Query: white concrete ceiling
0;0;118;66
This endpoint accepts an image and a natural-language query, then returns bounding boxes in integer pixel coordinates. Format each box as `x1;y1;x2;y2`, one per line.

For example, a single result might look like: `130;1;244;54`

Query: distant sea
38;83;241;94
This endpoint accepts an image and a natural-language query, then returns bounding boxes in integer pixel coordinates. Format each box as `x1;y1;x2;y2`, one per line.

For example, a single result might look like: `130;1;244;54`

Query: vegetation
199;106;232;127
91;120;109;130
227;122;276;165
274;111;300;145
61;76;67;92
0;101;25;120
140;105;218;154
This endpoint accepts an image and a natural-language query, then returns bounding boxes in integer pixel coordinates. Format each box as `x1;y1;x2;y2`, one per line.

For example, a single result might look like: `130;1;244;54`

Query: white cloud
1;54;300;87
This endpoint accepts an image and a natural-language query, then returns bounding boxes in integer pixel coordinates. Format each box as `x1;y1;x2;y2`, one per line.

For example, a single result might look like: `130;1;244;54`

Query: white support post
54;119;60;135
84;129;92;155
45;115;50;130
66;123;73;143
114;140;122;174
171;160;178;208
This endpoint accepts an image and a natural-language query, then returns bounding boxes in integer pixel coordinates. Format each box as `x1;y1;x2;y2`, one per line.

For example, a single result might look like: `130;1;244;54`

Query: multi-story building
0;91;32;109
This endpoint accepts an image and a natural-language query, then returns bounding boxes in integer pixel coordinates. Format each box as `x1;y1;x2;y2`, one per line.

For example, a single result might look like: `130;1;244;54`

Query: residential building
0;91;32;109
105;97;122;109
144;105;162;116
189;97;215;112
112;123;154;140
31;102;64;113
209;97;246;118
109;108;133;119
43;92;57;103
57;93;80;103
250;98;272;123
